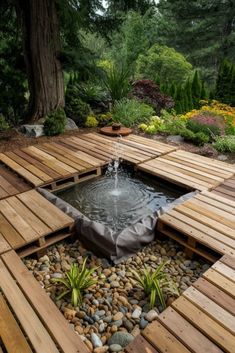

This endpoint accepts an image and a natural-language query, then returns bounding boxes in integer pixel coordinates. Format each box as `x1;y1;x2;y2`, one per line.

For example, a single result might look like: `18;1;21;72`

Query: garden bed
24;238;209;353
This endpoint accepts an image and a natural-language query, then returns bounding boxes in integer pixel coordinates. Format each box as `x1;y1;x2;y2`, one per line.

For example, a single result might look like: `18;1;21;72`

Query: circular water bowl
100;126;132;137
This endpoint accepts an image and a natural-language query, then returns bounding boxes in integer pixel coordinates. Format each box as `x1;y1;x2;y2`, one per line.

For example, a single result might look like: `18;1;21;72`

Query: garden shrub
85;115;98;127
214;136;235;153
186;114;224;139
136;44;193;84
97;112;113;126
0;114;9;132
44;108;67;136
180;128;209;146
112;98;155;127
103;63;130;102
129;79;174;113
65;84;92;126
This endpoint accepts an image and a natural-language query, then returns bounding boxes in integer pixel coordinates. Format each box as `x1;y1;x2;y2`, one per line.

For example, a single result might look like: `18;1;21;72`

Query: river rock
108;332;134;347
132;306;142;319
65;118;78;130
113;312;124;321
145;310;159;322
94;347;109;353
91;333;103;348
109;344;123;352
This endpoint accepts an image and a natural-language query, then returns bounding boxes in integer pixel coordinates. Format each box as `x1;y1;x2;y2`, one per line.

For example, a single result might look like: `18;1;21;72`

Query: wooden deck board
211;176;235;202
157;191;235;260
138;150;234;191
0;190;73;254
1;250;89;353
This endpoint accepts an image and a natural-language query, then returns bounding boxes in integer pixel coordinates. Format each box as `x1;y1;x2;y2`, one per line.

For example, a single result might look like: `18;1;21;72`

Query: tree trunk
17;0;64;122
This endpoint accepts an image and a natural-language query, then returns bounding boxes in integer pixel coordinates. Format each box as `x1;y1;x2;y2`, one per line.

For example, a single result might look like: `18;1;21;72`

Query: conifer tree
230;66;235;106
215;59;232;104
191;70;202;108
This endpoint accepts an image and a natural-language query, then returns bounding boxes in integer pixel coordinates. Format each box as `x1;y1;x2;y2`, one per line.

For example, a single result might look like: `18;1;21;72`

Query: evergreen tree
215;59;233;104
191;70;202;108
184;78;193;111
230;66;235;106
201;82;208;100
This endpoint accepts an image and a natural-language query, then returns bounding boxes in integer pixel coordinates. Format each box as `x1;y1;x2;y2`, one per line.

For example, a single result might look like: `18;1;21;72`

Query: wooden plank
195;193;235;215
183;287;235;334
158;213;235;256
175;204;234;238
0;175;19;195
0;259;59;353
5;152;53;183
158;307;223;353
17;190;73;231
212;261;235;282
0;232;11;254
2;250;89;353
202;190;235;208
0;166;31;193
203;269;235;298
221;254;235;270
0;213;25;249
0;153;43;186
193;277;235;316
172;296;235;353
6;196;52;236
143;321;191;353
173;150;235;173
0;199;39;242
125;334;160;353
185;199;235;230
0;294;33;353
168;209;235;249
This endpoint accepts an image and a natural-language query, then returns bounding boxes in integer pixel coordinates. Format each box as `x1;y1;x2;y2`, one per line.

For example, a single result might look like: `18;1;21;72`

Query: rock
113;312;124;321
39;255;50;263
94;347;109;353
91;333;103;348
131;326;140;337
131;307;142;319
99;323;105;333
112;320;123;327
217;154;228;161
51;273;63;279
63;308;76;320
110;281;120;288
123;319;134;332
65;118;78;130
108;332;134;347
95;310;106;317
109;344;123;352
140;317;148;329
84;339;93;351
118;296;129;307
166;135;184;144
145;310;159;322
21;124;45;138
166;297;176;307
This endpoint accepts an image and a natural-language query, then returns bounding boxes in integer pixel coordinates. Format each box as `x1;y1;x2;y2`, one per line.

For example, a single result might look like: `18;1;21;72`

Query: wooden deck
0;133;235;353
211;176;235;201
0;250;89;353
126;254;235;353
157;191;235;262
137;150;235;191
0;190;74;257
0;165;31;200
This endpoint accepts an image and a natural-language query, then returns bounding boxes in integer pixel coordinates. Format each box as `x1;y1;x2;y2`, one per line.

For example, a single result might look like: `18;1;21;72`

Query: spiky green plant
131;261;177;309
52;258;98;307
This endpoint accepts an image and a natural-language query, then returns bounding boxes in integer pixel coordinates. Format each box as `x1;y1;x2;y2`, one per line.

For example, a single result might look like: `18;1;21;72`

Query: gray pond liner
38;186;197;264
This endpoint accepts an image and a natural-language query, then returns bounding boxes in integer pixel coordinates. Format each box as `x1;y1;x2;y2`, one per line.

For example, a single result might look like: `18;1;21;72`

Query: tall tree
157;0;235;84
17;0;64;121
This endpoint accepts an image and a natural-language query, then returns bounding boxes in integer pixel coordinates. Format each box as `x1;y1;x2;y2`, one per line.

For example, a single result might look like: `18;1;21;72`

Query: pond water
57;167;183;232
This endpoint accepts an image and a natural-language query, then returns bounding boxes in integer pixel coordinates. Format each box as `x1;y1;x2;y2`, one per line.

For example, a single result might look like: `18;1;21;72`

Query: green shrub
180;128;209;146
193;132;210;146
52;258;98;307
186;118;222;139
0;114;9;132
112;98;155;127
97;112;113;126
65;85;92;126
44;108;66;136
85;115;98;127
214;136;235;153
159;111;186;135
131;262;178;309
